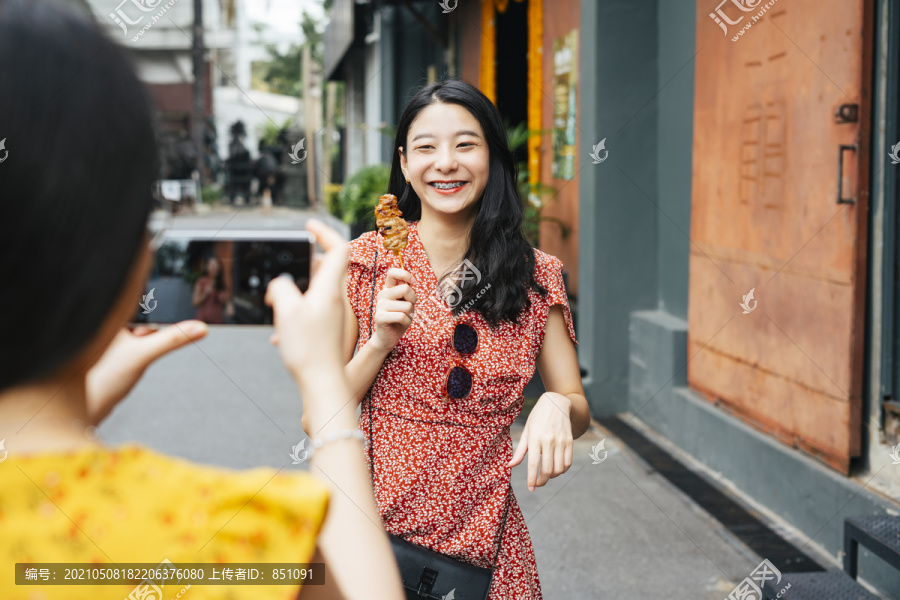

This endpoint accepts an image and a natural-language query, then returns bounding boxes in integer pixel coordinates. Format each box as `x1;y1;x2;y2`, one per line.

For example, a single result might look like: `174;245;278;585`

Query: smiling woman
338;79;591;600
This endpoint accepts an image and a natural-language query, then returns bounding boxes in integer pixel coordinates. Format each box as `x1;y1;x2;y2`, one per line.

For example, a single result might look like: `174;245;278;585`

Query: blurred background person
225;120;253;205
255;138;280;206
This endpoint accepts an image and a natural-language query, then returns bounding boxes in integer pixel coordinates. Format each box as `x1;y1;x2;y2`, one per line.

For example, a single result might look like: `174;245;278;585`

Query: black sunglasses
443;322;479;401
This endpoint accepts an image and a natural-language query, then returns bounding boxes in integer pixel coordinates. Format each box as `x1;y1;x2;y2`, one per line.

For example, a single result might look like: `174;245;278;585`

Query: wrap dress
346;220;577;599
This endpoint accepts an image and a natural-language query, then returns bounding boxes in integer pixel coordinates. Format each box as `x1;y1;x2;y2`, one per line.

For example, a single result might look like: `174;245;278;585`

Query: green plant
323;183;343;216
259;118;294;146
257;6;328;97
505;121;567;247
201;184;223;204
332;163;391;228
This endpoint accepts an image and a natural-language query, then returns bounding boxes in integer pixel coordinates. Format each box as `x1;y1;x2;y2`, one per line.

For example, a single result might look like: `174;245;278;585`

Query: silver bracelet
308;429;366;457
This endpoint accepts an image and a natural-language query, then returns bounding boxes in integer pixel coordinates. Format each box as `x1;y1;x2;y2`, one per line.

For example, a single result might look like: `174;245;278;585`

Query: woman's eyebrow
410;130;482;142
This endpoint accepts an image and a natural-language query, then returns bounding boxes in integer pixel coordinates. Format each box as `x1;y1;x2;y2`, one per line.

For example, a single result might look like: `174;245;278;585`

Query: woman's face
399;102;489;219
207;258;220;276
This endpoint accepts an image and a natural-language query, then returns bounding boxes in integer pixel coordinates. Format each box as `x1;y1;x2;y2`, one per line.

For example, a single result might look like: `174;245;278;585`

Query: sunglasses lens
446;366;473;399
453;323;478;355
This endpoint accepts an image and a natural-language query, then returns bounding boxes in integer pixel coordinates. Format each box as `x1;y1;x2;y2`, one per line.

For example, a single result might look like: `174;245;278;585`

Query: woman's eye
458;142;473;148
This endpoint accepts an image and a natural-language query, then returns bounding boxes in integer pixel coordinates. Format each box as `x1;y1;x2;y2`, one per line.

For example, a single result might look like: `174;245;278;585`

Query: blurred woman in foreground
0;1;402;598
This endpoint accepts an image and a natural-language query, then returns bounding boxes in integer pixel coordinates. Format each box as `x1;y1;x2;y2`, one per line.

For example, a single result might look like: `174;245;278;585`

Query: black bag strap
363;245;512;569
366;247;378;487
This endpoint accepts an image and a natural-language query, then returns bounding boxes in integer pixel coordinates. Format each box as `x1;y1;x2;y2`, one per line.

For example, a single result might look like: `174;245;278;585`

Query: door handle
837;144;857;204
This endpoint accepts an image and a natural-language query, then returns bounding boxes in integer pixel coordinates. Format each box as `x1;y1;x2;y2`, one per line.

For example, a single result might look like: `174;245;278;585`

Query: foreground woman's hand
267;220;406;600
509;391;574;491
265;219;351;429
85;321;208;425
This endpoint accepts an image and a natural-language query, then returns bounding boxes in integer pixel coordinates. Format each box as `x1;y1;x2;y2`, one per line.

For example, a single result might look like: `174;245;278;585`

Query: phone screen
134;230;313;325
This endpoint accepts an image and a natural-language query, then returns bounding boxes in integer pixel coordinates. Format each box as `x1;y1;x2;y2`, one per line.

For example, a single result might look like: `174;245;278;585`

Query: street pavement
98;206;831;599
149;203;350;236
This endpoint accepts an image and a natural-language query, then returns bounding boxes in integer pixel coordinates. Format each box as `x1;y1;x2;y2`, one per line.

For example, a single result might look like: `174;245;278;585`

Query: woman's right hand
265;220;349;411
370;267;417;352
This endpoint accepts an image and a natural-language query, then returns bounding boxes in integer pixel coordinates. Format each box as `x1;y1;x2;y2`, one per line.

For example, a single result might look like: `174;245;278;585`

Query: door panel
689;0;873;473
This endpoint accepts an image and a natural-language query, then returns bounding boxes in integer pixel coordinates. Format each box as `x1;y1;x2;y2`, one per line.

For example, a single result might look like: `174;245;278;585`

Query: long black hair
389;79;547;328
202;256;226;292
0;0;158;392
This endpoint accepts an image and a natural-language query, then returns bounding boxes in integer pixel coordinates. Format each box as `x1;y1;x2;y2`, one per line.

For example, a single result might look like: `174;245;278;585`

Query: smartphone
133;230;314;326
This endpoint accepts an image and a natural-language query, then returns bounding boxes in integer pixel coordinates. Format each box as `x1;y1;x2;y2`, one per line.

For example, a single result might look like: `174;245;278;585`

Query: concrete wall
578;0;661;416
655;0;694;319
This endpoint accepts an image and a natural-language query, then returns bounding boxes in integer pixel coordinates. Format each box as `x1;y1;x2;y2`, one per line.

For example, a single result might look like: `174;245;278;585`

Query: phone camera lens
278;250;293;265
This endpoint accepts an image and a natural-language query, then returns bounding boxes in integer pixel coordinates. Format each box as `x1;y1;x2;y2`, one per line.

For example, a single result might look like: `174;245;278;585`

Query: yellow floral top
0;443;330;599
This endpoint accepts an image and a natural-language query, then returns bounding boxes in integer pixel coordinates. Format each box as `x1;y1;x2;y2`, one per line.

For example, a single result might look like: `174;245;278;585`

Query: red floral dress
346;221;577;599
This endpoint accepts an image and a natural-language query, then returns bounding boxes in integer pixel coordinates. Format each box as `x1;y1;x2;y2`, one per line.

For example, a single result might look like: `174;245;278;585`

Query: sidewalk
510;417;768;600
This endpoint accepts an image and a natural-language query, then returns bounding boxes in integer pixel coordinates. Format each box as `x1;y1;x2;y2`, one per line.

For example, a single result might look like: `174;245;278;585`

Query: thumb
509;429;528;467
138;320;208;362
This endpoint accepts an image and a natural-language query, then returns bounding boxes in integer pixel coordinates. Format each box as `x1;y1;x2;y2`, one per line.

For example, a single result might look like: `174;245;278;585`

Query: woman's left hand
509;392;574;491
85;321;208;425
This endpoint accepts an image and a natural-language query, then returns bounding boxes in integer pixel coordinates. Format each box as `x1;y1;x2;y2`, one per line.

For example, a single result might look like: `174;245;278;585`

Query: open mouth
429;181;467;190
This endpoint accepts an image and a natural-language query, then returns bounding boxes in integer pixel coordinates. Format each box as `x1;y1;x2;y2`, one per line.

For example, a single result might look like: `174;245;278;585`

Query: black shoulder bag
364;248;512;600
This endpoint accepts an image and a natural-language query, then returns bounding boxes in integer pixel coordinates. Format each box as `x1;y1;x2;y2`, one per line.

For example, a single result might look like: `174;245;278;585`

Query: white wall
214;87;302;160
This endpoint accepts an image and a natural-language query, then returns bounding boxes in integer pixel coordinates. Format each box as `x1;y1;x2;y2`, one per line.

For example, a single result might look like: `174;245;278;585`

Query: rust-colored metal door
688;0;873;473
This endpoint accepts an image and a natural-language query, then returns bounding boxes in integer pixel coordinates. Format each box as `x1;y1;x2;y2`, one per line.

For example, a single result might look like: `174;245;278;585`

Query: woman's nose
433;146;458;172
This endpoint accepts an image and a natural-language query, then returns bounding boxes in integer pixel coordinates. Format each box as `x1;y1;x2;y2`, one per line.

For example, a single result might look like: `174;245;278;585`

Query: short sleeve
206;468;331;560
535;251;577;346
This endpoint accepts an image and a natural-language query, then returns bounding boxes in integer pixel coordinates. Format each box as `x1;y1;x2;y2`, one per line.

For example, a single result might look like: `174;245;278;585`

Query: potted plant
331;163;391;239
